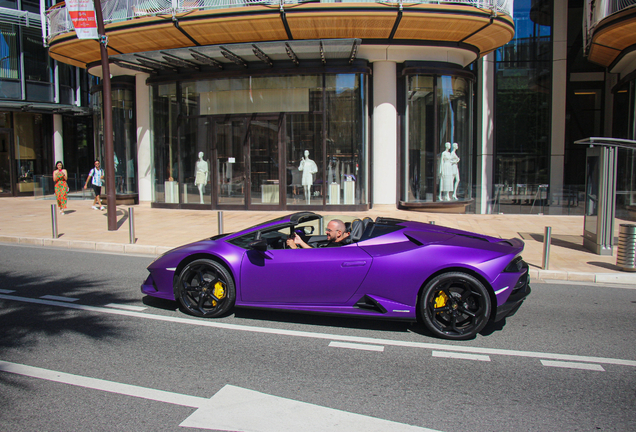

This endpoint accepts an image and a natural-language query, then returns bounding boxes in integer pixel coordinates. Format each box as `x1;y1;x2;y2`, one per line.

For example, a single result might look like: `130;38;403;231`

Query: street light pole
93;0;116;230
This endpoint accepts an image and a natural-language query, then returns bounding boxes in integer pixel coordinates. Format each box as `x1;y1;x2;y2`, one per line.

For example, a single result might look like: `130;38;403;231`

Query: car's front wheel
419;272;491;340
176;259;235;318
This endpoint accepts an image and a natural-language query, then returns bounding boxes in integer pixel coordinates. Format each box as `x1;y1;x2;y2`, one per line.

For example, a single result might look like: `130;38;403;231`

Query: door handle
341;261;367;267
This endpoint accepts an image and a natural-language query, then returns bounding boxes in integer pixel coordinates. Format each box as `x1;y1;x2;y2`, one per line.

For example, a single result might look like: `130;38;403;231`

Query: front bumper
493;269;531;322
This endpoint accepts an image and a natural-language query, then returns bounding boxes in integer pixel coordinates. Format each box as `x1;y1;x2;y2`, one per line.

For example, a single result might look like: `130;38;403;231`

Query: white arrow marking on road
2;293;636;368
432;351;491;362
540;360;605;371
0;360;440;432
329;341;385;352
181;385;438;431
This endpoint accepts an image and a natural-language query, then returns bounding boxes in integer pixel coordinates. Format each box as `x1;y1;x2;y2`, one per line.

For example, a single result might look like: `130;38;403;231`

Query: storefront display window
401;71;473;209
151;71;368;210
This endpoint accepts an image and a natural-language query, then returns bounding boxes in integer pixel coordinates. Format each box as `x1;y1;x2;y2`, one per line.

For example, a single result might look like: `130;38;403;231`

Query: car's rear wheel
176;259;235;318
419;272;491;340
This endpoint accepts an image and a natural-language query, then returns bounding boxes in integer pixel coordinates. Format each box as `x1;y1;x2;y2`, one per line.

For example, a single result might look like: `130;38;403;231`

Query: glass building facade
0;0;94;197
493;0;553;214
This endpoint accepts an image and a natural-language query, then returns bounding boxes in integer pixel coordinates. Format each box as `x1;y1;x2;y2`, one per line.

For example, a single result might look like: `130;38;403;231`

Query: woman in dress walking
53;161;68;215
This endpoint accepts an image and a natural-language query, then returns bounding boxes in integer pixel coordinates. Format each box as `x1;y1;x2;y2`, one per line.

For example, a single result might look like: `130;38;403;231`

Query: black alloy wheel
420;272;491;340
176;259;236;318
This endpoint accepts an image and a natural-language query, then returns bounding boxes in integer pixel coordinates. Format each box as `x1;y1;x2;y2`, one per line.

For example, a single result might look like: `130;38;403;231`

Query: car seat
349;219;364;242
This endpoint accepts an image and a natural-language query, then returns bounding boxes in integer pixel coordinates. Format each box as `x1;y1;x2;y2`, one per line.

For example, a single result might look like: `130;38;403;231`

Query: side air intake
354;295;387;314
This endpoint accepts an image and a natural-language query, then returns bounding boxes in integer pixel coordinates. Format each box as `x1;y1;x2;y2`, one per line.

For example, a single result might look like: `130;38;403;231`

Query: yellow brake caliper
211;281;226;307
434;290;448;310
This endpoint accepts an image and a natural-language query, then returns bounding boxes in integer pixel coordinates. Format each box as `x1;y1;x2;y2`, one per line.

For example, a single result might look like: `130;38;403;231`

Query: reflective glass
402;74;473;206
494;0;552;214
151;84;178;203
325;74;366;205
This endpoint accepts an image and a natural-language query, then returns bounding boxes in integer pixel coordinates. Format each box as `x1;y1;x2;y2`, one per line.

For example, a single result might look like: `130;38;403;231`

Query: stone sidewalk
1;196;635;284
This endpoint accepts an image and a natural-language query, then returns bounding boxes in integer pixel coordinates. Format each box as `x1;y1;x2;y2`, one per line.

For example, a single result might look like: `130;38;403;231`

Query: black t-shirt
320;240;345;248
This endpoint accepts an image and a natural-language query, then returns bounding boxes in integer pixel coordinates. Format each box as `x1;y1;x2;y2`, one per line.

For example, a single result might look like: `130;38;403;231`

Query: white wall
371;61;397;205
136;73;152;202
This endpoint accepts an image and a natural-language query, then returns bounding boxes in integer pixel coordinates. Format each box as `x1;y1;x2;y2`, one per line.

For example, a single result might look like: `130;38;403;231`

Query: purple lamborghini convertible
141;212;530;340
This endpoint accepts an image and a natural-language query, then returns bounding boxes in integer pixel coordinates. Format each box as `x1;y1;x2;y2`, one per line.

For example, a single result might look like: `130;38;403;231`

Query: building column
549;0;568;214
136;73;152;202
53;114;64;163
476;54;495;214
372;61;397;205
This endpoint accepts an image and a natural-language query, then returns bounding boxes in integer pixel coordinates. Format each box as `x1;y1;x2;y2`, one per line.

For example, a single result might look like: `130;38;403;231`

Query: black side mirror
248;238;268;252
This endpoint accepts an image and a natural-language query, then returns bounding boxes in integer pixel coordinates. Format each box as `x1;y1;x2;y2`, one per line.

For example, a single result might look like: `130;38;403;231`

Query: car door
240;245;372;304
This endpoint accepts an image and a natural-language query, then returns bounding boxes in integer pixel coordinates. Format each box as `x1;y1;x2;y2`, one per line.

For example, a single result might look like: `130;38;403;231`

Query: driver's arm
286;233;312;249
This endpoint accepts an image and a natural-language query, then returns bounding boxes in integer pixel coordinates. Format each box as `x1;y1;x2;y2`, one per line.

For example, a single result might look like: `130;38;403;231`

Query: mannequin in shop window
438;142;453;201
298;149;318;205
450;142;460;200
194;151;209;204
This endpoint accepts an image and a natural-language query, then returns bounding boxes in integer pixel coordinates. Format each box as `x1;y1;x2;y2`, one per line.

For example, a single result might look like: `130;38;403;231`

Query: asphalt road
0;244;635;431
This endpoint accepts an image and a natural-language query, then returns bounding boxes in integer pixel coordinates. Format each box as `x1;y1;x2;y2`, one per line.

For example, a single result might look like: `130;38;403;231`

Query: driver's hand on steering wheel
286;237;298;249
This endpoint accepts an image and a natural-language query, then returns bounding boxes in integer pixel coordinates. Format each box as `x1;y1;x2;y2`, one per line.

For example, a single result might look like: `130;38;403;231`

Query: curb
0;235;172;257
2;235;635;284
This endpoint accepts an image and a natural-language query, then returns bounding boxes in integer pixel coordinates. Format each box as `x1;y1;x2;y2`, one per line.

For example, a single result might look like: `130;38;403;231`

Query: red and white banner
67;0;99;40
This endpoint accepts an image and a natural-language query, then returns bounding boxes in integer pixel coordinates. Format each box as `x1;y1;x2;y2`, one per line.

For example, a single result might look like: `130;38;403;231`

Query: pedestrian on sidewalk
53;161;68;215
84;159;105;210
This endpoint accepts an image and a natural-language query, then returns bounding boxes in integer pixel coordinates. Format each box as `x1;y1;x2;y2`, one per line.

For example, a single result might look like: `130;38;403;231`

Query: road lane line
104;303;147;312
329;341;385;352
40;295;79;302
0;289;15;294
540;360;605;371
2;293;635;368
0;360;206;407
432;351;490;362
0;361;440;432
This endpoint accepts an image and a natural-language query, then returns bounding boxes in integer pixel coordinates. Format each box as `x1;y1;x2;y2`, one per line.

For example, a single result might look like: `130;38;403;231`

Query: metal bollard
542;226;551;270
51;204;58;239
217;211;223;235
129;207;135;244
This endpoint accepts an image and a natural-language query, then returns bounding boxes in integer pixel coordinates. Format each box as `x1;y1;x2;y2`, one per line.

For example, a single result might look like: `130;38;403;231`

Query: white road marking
39;295;79;302
0;289;15;294
432;351;491;362
329;341;385;352
182;385;439;431
0;360;440;432
104;303;147;312
540;360;605;371
2;293;635;368
0;360;205;407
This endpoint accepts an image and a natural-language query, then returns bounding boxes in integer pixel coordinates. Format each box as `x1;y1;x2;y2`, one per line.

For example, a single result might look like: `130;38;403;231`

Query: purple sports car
141;212;530;340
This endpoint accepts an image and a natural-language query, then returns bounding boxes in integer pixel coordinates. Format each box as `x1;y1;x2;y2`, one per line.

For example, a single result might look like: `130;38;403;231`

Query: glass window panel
494;0;552;214
151;83;178;203
250;118;280;206
325;73;366;205
437;76;472;202
403;75;435;203
286;113;322;205
181;117;211;204
217;118;246;205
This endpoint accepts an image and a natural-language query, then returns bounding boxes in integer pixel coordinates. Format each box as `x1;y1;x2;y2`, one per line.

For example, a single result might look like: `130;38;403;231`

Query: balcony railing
583;0;636;54
46;0;514;44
